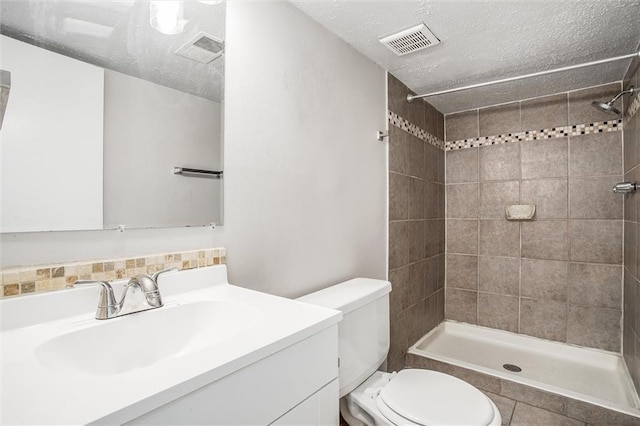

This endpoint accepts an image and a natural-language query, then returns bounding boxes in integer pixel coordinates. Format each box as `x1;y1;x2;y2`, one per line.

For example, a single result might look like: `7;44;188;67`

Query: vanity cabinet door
271;379;339;425
127;325;339;425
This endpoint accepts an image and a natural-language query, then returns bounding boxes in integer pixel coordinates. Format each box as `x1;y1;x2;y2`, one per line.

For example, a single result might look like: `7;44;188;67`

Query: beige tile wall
622;56;640;393
445;82;625;353
1;248;227;297
387;74;445;372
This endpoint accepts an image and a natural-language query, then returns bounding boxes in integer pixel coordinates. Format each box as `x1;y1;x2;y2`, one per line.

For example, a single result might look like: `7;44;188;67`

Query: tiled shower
388;57;640;392
445;82;623;353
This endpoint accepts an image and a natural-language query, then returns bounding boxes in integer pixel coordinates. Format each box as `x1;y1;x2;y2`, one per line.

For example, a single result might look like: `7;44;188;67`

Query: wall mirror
0;0;225;233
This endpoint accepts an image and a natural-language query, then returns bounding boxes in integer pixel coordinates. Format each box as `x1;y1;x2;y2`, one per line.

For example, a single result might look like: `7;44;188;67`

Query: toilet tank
297;278;391;397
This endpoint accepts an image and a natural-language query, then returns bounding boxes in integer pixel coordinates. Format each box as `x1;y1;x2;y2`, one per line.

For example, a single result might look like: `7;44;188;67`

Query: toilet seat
375;398;421;426
374;369;496;426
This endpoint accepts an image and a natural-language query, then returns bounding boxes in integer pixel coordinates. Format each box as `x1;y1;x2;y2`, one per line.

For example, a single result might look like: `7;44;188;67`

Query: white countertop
1;265;341;425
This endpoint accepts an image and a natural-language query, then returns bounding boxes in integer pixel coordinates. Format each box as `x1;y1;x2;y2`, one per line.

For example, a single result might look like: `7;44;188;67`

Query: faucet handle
73;280;120;320
152;267;178;283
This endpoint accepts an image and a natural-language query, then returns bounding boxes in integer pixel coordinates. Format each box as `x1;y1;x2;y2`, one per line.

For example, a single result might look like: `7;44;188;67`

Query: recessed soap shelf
505;205;535;221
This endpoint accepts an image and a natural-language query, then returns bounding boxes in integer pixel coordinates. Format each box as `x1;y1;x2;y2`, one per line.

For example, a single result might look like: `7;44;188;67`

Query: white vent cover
175;32;224;64
380;23;440;56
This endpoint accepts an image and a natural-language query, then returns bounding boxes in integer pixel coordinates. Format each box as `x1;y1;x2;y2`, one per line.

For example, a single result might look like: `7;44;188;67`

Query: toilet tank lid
297;278;391;314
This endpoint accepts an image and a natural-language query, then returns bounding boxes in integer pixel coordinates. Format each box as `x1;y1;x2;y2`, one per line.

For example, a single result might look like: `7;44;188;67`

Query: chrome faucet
73;267;177;319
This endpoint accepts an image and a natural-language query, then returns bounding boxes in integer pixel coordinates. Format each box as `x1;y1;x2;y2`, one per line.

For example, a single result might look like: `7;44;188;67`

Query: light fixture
149;1;186;35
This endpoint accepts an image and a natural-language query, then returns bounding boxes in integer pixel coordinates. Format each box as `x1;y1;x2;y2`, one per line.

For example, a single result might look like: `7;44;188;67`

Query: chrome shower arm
608;87;635;104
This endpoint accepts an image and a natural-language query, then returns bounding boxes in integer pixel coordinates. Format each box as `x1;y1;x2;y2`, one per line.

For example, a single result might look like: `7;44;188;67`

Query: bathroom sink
1;265;342;425
35;300;261;376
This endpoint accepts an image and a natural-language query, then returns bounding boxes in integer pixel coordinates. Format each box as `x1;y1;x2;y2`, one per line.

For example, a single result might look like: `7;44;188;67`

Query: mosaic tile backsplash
626;86;640;120
1;248;227;297
445;119;623;151
387;110;445;150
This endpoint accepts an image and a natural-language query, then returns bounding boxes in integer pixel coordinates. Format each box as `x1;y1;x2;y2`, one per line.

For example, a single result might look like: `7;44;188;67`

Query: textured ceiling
0;1;225;102
291;0;640;113
3;1;639;112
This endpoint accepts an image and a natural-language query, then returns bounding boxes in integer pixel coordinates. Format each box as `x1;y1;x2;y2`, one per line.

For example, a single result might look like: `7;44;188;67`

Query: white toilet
298;278;501;426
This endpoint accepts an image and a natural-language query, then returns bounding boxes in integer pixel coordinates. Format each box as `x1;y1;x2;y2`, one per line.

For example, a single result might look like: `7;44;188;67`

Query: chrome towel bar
173;167;223;179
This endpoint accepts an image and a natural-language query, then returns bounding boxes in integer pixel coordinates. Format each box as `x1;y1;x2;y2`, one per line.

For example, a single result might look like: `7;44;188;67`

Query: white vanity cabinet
127;326;339;425
2;266;341;425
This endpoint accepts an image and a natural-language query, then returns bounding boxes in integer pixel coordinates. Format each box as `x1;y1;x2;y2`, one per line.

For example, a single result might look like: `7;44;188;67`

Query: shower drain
503;364;522;373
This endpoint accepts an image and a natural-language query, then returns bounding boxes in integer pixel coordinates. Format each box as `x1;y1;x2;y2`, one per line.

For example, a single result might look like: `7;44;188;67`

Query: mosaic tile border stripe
1;248;227;298
625;90;640;123
387;110;445;150
445;119;623;151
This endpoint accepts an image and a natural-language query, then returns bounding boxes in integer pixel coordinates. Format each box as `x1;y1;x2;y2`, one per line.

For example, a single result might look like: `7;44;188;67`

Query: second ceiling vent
380;23;440;56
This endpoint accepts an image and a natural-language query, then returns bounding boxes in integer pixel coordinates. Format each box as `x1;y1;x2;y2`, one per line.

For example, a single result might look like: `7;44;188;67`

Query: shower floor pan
408;321;640;421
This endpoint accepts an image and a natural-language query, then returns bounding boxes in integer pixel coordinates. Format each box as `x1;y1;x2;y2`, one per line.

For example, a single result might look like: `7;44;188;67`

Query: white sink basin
35;300;261;376
1;265;341;425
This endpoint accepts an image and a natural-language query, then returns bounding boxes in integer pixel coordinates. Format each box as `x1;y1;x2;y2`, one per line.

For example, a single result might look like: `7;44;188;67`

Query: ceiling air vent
176;32;224;64
380;23;440;56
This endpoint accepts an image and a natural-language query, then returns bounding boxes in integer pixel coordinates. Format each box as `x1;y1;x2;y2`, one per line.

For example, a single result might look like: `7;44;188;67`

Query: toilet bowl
298;278;501;426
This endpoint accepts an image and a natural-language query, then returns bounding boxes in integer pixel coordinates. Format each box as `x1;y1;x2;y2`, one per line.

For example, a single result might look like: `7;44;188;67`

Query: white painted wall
0;35;104;232
1;2;387;298
223;1;387;296
103;70;222;229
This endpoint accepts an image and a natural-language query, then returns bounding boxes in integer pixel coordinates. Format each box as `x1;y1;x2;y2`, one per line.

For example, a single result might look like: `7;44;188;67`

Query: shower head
591;100;622;116
591;86;634;117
